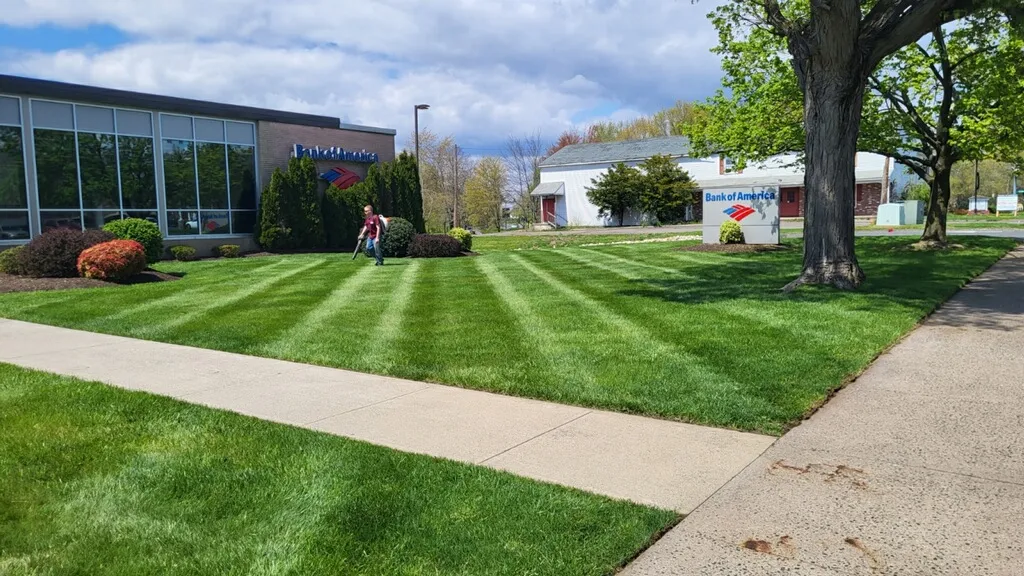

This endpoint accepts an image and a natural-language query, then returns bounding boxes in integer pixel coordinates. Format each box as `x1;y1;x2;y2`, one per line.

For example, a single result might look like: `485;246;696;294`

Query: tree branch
868;74;938;147
861;0;973;70
913;42;945;83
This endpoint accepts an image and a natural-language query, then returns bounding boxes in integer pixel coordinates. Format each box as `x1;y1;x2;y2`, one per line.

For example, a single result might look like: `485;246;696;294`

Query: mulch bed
677;243;791;254
0;270;180;294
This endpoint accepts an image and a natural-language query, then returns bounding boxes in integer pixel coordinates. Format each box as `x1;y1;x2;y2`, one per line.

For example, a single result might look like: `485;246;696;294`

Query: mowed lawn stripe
509;254;743;398
551;249;643;280
357;260;423;373
476;257;601;396
99;259;293;325
259;263;380;361
580;248;688;276
135;259;328;338
163;258;365;354
516;251;817;430
386;258;540;393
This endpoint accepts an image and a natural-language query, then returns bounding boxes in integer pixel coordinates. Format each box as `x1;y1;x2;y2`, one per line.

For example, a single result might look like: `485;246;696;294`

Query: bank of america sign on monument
702;187;781;244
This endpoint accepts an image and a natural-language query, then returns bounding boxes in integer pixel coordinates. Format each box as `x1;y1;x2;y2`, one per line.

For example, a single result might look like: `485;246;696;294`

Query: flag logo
320;167;362;190
723;204;755;222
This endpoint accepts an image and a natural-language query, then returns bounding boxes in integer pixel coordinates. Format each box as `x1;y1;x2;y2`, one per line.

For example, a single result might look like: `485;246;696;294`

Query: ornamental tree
585;162;643;226
688;0;1024;289
637;154;699;223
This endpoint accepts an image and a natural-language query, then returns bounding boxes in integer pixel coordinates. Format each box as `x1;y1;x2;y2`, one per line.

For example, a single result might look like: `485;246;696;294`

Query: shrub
170;245;197;261
719;220;745;244
382;217;416;257
18;228;114;278
256;159;325;250
0;246;25;275
407;234;463;258
76;239;147;281
103;218;163;263
322;183;373;250
447;227;473;252
214;244;241;258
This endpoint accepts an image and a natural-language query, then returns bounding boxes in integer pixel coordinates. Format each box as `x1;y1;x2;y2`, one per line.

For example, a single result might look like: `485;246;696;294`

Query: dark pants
365;237;383;265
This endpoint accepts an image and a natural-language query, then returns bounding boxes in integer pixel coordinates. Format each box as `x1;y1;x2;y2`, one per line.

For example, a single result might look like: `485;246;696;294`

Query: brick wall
777;182;883;218
256;121;396;192
854;182;883;216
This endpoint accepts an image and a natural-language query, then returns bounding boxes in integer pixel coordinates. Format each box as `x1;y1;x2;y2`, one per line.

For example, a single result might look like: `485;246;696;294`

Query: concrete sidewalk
0;318;773;513
624;247;1024;574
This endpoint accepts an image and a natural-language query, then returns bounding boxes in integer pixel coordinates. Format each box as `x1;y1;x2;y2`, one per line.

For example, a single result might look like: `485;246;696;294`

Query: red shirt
364;215;380;238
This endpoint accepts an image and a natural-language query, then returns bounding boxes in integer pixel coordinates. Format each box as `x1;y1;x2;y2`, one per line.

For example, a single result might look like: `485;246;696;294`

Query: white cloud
0;0;728;152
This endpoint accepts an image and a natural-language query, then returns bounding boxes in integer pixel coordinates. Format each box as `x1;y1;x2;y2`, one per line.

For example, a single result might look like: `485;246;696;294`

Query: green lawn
0;237;1015;435
472;231;696;252
0;364;676;576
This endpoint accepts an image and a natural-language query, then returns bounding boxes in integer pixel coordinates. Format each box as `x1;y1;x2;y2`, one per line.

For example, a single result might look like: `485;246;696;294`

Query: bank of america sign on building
701;188;780;244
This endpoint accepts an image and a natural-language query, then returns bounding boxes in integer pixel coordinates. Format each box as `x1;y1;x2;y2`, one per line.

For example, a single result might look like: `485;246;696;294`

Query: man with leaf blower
355;205;387;266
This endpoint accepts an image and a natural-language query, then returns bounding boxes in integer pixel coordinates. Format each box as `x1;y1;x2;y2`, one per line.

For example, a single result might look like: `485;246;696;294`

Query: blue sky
0;0;728;154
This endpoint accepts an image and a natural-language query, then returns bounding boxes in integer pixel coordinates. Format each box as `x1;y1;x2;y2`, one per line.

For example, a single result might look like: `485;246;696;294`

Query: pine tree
295;156;325;248
256;169;291;250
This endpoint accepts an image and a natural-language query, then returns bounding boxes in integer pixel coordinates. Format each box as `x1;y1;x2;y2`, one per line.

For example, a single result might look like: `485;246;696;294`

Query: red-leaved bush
77;239;147;281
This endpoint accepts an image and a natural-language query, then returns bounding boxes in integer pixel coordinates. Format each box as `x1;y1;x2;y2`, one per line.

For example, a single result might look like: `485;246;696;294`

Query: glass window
200;211;230;235
34;129;80;210
118;136;156;210
124;210;158;225
40;211;82;232
0;97;20;126
230;210;257;235
228;145;257;210
165;210;199;236
196;142;228;209
160;115;193;140
116;109;153;137
0;126;27;209
226;121;255;145
76;105;115;133
32;101;75;130
194;118;224;142
82;210;121;230
162;139;197;209
78;133;119;209
0;211;30;240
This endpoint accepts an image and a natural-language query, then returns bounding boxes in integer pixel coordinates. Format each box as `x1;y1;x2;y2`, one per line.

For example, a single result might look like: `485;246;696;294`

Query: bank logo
320;167;361;190
723;204;755;222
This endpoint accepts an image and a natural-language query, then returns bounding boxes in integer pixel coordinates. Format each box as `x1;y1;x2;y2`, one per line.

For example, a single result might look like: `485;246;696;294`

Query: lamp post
414;104;430;163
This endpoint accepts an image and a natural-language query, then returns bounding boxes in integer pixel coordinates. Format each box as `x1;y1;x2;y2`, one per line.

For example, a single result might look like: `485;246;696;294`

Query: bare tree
504;132;544;227
415;129;475;232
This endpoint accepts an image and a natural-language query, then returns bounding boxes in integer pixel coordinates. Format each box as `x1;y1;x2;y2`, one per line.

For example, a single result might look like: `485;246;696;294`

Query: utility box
876;203;905;226
902;200;924;225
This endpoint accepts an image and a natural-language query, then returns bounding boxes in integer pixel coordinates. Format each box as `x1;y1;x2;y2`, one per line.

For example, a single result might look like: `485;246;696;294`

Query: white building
533;136;892;227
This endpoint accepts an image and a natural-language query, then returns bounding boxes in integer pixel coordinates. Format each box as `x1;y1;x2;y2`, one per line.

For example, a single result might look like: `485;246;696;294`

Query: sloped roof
539;136;690;168
530;182;565;196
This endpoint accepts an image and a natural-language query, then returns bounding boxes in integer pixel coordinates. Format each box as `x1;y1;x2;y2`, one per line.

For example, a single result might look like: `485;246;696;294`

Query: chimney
663;119;671;137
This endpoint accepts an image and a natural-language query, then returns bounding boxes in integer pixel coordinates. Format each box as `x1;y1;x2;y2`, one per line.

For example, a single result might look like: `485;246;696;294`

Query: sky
0;0;728;155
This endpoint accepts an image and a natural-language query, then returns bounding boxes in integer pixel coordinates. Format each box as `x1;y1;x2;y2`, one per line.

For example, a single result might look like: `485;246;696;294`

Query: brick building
0;74;396;253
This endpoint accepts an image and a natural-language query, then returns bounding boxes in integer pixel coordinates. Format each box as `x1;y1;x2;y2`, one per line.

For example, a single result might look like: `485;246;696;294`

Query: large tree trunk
786;76;867;291
921;160;952;245
783;1;868;292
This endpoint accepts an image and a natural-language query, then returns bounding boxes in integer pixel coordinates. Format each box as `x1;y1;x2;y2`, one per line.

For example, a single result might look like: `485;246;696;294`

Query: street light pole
974;158;980;214
453;144;459;228
414;104;430;164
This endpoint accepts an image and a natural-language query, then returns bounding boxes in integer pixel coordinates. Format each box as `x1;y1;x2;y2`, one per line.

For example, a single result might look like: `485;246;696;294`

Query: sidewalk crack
477;410;594;465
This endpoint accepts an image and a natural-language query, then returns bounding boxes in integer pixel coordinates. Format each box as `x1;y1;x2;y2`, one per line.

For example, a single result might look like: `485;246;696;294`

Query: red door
780;187;801;217
542;197;556;222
